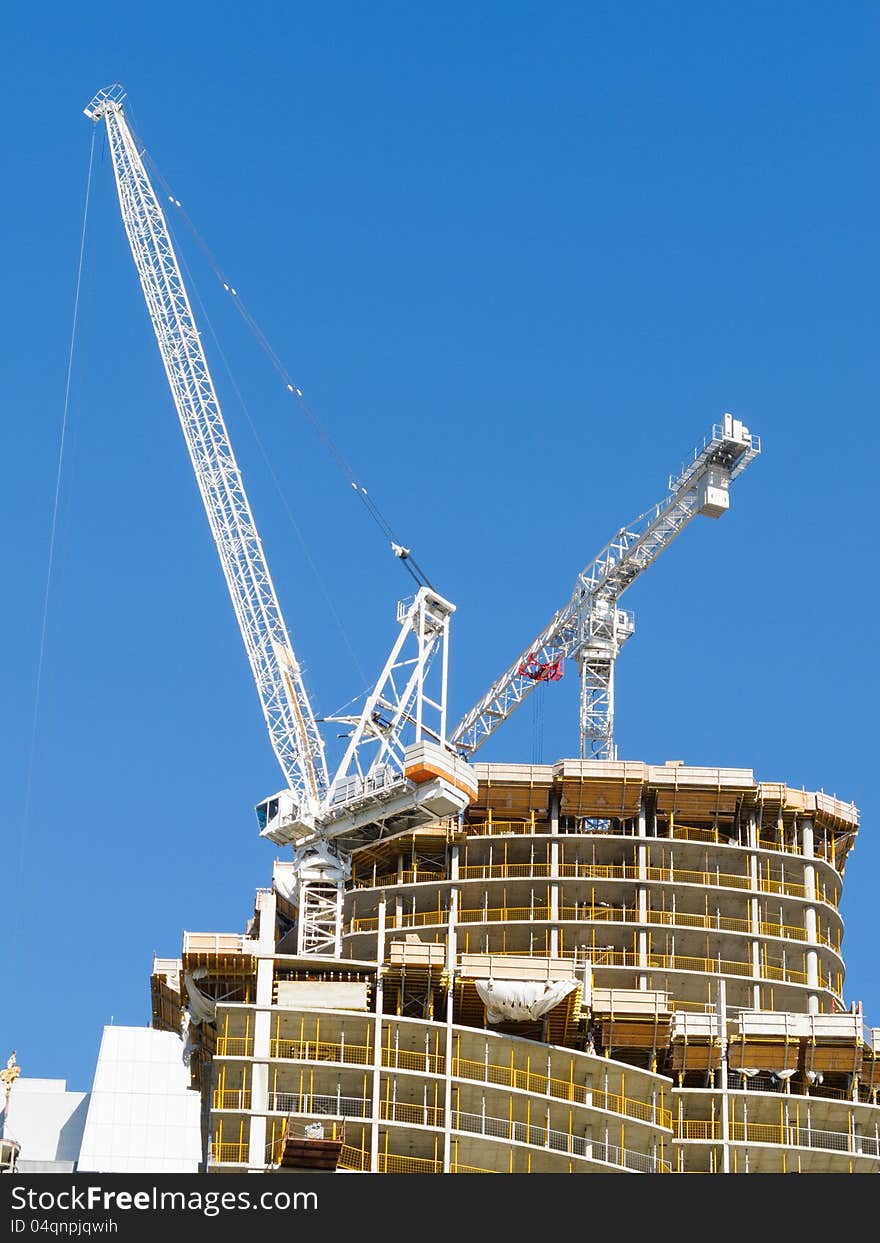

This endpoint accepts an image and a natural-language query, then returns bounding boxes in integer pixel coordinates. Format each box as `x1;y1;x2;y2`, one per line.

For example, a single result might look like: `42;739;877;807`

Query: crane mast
84;85;328;817
451;415;761;760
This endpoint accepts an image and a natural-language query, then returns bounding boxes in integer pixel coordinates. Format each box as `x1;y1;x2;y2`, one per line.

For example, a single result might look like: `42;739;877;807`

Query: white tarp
184;972;216;1026
475;978;578;1024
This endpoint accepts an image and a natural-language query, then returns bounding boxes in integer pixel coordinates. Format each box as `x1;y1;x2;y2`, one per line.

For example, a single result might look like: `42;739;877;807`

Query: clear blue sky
3;2;878;1091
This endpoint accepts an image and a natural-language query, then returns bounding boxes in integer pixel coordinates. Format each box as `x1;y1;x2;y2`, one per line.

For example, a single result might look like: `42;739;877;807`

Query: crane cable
15;127;96;955
175;238;370;688
134;137;434;592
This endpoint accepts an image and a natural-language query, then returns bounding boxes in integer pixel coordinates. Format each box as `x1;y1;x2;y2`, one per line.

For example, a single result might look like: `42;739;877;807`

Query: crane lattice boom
451;415;761;759
84;85;328;811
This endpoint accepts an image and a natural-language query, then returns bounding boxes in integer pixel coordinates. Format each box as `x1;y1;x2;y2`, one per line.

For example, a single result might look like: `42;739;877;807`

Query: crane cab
256;791;316;846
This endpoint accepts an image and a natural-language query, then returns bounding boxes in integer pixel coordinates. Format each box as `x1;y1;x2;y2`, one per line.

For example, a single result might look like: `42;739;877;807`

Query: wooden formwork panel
481;790;552;819
150;977;182;1034
728;1039;799;1071
669;1042;721;1072
544;984;583;1048
560;779;642;819
654;789;740;818
861;1056;880;1091
469;766;553;820
597;1017;671;1050
803;1044;863;1075
182;952;256;978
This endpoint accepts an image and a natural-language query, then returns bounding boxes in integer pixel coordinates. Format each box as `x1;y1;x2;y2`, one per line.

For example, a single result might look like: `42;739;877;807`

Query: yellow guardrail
451;1056;671;1129
379;1152;443;1173
382;1046;446;1074
675;1120;870;1153
268;1038;372;1066
379;1100;445;1127
213;1089;251;1109
215;1038;254;1057
353;858;839;908
210;1141;248;1164
338;1144;369;1171
350;902;840;951
264;1039;446;1075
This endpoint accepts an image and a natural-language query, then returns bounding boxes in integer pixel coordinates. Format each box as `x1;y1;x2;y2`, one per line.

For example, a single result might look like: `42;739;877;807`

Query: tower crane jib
451;415;761;760
84;84;329;816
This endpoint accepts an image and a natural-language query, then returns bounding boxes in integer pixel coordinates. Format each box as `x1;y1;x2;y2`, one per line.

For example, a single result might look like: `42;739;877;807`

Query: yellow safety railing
674;1119;861;1149
263;1038;449;1073
670;824;719;843
213;1089;251;1110
381;1046;446;1074
268;1038;372;1065
457;905;548;924
210;1141;249;1164
353;859;839;908
460;863;553;880
214;1037;254;1057
379;1100;445;1127
465;820;548;836
451;1056;671;1130
590;947;809;985
378;1152;443;1173
351;902;840;950
338;1145;369;1171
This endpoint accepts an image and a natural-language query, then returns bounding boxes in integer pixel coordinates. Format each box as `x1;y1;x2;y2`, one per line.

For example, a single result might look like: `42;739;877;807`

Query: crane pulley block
518;653;565;682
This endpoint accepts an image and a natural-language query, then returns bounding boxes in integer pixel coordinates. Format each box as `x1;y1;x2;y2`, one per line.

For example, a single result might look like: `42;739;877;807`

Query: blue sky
3;2;878;1091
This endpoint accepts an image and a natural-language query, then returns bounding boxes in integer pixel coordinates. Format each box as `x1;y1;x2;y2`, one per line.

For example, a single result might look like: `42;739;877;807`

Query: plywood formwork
470;763;554;821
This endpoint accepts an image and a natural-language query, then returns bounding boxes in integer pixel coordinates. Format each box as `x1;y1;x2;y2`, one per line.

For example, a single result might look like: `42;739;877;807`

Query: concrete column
637;795;648;989
550;785;560;834
550;798;560;958
370;894;386;1172
717;979;730;1174
748;814;761;1008
443;861;459;1172
248;890;276;1170
747;810;758;851
801;818;820;1014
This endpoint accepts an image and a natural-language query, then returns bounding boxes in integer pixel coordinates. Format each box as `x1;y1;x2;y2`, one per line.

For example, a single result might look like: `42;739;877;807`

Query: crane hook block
518;653;564;682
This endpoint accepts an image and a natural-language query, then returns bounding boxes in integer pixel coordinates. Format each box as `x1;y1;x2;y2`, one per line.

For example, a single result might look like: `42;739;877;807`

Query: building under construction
152;759;880;1175
80;85;879;1175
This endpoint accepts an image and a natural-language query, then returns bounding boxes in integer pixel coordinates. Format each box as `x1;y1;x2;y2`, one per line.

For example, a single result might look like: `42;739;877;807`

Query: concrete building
151;760;880;1174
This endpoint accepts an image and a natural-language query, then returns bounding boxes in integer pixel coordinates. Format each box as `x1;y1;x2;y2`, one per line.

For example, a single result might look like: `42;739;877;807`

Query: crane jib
85;85;329;804
451;415;760;759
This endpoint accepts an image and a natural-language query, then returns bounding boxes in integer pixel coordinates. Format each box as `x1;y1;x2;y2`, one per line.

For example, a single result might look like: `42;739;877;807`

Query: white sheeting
184;973;217;1026
475;978;578;1024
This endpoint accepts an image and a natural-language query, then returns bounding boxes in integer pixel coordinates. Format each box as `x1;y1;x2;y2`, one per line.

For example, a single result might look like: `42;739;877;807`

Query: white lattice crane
451;416;761;760
85;84;476;956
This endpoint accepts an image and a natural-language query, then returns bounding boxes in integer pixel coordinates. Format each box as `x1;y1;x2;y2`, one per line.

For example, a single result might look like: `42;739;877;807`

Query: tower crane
451;414;761;760
85;84;477;956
